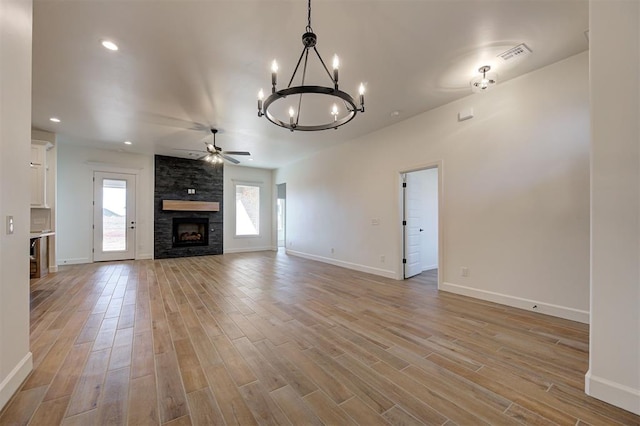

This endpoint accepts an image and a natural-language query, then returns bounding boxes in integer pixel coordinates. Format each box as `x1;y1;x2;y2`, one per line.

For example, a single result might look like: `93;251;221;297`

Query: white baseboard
0;352;33;410
286;249;397;279
224;246;274;254
49;265;58;272
136;253;153;260
440;281;589;324
57;257;91;266
585;370;640;415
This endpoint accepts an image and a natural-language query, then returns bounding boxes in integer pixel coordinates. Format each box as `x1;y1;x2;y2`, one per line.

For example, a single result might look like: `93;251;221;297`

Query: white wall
276;51;590;322
0;0;33;410
224;165;274;253
414;168;438;271
587;0;640;415
57;144;154;264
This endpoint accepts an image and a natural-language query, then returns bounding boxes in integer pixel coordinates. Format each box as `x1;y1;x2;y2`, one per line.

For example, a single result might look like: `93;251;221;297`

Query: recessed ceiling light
248;158;254;161
123;140;132;145
49;117;61;123
391;111;400;117
101;40;119;51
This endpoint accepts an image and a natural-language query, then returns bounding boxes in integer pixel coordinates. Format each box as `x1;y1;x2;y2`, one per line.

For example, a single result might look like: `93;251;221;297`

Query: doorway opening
93;171;136;262
401;165;441;285
276;183;286;251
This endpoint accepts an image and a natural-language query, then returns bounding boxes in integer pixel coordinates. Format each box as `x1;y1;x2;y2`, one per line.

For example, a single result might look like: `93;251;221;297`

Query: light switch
6;216;14;235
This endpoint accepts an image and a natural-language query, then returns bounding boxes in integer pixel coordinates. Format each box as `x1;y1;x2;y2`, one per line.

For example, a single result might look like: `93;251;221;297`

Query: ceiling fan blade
222;154;240;164
223;151;251;156
174;147;207;151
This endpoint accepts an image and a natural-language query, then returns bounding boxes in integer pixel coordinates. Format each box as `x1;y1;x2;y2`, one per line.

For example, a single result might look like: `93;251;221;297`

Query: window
235;184;260;236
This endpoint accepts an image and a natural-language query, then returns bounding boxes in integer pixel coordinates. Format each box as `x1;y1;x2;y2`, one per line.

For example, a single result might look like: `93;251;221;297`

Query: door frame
398;161;444;288
92;168;139;262
276;183;286;251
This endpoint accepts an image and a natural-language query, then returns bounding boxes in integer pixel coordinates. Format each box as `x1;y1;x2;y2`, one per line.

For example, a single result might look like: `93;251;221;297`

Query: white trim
441;281;590;324
287;249;397;279
49;265;59;272
231;179;264;185
422;264;438;271
398;160;444;286
84;161;143;173
585;370;640;415
0;352;33;410
58;257;91;265
224;246;274;254
137;253;153;260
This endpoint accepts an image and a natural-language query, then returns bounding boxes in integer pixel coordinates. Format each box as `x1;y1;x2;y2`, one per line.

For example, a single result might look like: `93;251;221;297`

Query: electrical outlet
461;267;469;277
380;255;385;263
330;248;334;254
371;218;380;226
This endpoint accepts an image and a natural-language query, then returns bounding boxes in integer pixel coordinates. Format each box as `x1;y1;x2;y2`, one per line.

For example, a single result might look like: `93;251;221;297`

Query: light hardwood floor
1;251;638;425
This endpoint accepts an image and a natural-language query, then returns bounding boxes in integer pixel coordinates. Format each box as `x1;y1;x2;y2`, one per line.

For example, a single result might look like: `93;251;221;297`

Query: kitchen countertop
30;231;55;239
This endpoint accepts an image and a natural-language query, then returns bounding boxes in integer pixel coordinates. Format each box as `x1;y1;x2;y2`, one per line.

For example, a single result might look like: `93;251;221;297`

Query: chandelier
257;0;365;131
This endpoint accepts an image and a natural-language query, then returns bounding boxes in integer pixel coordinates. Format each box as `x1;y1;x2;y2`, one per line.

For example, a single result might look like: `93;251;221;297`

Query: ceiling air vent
498;43;532;61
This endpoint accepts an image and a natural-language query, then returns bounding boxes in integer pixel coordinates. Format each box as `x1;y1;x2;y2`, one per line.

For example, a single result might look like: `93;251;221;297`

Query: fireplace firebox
172;218;209;248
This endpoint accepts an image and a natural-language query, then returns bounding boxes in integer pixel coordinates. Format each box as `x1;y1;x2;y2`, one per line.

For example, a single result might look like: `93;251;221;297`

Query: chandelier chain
306;0;312;32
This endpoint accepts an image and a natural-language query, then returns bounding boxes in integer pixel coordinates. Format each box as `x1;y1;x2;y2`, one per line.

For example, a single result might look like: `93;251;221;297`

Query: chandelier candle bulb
271;60;278;88
289;107;295;127
359;83;365;109
257;89;264;114
331;103;339;121
333;55;339;85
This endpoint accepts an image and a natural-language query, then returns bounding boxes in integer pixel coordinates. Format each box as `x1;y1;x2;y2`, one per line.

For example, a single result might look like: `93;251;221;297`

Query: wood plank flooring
1;251;638;425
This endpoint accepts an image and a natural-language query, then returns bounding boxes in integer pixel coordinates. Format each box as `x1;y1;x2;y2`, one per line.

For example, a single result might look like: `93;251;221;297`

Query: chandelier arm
312;47;336;85
287;47;308;89
294;48;312;126
342;98;352;112
301;48;310;87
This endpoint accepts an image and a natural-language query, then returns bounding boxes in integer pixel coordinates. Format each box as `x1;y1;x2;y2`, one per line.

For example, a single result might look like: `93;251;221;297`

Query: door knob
419;228;424;232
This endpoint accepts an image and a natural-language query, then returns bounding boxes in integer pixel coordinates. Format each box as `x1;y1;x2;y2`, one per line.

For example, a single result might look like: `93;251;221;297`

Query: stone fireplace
154;155;223;259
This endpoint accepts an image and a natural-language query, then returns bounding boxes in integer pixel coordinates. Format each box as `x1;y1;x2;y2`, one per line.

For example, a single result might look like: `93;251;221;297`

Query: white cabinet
30;164;45;206
30;145;44;166
30;141;51;207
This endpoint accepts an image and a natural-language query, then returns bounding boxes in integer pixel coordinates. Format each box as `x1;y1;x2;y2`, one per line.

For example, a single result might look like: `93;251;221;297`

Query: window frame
234;182;262;238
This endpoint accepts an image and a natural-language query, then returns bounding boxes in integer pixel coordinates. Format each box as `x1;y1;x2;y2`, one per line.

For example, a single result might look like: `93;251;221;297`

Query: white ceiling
32;0;588;169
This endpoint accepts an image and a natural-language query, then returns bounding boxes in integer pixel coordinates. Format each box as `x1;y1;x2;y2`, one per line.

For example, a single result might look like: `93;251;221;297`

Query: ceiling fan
177;128;251;165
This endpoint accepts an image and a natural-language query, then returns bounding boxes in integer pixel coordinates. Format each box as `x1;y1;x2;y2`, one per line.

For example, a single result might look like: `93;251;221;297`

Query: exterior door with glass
93;172;136;261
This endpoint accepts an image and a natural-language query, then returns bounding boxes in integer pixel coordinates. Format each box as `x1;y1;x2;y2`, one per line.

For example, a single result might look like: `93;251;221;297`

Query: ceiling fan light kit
257;0;365;132
470;65;498;93
201;129;251;165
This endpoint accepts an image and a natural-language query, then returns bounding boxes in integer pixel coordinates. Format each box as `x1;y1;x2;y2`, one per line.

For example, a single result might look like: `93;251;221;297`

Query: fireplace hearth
172;218;209;248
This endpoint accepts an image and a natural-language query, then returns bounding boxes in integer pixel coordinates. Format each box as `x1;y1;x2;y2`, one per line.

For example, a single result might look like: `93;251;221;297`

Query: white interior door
93;172;136;261
403;172;423;278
